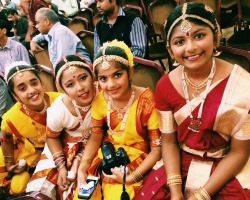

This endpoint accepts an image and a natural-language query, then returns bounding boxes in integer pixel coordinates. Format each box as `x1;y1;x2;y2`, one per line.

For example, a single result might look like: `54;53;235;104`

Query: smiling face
12;71;45;111
96;61;132;101
169;20;215;71
60;66;95;107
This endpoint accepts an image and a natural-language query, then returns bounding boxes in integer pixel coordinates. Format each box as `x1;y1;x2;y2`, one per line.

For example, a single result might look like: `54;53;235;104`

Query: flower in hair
102;40;134;67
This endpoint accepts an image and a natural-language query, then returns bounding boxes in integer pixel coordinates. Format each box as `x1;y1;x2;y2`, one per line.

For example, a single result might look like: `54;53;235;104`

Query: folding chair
32;44;53;70
122;4;143;17
33;64;57;92
74;7;94;31
132;56;165;91
146;0;177;71
77;30;94;62
217;45;250;72
68;16;89;34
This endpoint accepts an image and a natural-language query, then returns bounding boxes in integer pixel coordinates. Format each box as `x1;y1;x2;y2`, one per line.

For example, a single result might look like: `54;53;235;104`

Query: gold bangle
166;173;182;187
131;169;143;183
80;157;93;164
194;187;211;200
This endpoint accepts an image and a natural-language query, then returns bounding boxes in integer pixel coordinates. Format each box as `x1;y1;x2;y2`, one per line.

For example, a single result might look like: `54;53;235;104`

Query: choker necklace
182;59;216;132
72;99;91;142
72;99;91;112
184;70;210;98
107;90;135;137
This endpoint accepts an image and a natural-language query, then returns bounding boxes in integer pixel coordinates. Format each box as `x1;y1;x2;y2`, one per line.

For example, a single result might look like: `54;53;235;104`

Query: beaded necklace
181;59;216;132
71;99;91;144
72;99;91;112
107;90;135;137
184;70;210;98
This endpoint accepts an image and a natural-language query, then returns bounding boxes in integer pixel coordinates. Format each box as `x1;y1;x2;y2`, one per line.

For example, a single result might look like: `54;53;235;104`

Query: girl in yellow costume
0;61;61;197
76;40;162;200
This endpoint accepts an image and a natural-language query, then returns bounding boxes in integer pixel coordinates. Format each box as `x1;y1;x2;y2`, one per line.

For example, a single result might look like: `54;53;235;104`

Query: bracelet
166;173;182;187
80;157;93;165
52;151;63;159
193;187;211;200
3;155;14;163
131;169;143;183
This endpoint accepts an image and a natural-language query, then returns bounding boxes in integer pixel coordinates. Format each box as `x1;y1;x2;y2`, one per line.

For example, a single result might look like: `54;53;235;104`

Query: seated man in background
4;0;17;10
30;7;92;68
0;78;14;121
7;8;29;50
0;19;31;76
52;0;79;17
94;0;147;58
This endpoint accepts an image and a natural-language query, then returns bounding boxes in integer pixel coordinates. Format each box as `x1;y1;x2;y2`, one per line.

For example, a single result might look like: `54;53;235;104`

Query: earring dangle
173;60;180;67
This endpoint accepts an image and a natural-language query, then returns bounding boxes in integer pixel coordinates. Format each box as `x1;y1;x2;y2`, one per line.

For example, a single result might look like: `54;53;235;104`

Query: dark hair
6;8;18;16
165;2;219;45
55;54;93;88
0;19;12;36
94;46;130;76
7;65;41;93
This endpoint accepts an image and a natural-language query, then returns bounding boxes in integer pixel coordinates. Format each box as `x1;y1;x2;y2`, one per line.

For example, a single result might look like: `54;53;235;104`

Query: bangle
3;155;13;163
131;169;143;183
193;187;211;200
166;173;182;187
52;151;63;159
80;157;93;165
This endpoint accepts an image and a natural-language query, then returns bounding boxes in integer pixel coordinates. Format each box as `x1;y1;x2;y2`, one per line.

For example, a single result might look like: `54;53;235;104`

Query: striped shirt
94;7;147;58
0;38;31;77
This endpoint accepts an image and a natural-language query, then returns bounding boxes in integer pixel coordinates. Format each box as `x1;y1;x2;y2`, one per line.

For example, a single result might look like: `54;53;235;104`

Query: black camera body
100;141;130;175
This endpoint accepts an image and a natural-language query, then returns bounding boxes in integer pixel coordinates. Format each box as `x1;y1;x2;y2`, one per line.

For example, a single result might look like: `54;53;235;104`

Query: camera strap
120;161;130;200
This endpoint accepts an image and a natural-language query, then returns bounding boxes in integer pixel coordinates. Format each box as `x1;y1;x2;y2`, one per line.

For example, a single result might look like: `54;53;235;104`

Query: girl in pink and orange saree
26;54;96;200
76;40;161;200
153;2;250;200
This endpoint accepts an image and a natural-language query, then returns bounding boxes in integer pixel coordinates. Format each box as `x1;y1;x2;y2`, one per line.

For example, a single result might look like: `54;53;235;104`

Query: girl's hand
170;192;184;200
6;162;27;174
57;167;69;191
77;164;88;187
102;166;128;184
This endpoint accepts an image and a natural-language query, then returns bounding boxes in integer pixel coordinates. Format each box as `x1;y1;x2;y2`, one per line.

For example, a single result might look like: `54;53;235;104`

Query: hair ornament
4;61;35;84
93;40;133;70
56;61;90;84
101;47;111;70
166;3;216;47
180;3;192;36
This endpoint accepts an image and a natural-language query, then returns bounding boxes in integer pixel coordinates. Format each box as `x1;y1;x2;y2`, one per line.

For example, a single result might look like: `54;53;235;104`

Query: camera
100;141;130;175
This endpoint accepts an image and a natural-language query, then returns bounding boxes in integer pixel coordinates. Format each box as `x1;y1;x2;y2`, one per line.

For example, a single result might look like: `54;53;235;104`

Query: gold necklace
184;70;210;98
181;59;216;132
72;99;91;143
107;90;135;137
111;93;135;120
